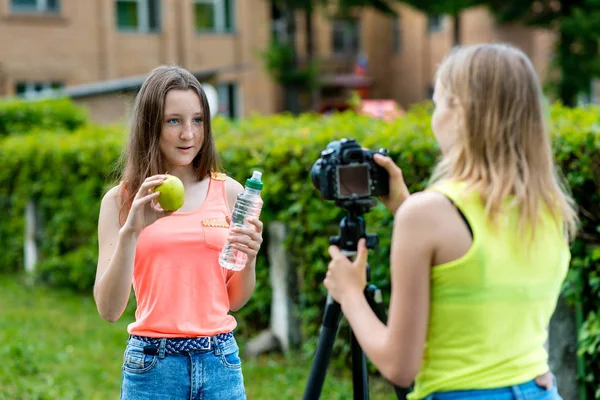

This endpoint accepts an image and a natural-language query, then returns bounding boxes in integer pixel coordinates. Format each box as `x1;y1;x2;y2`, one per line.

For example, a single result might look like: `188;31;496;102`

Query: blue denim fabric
423;378;562;400
120;333;246;400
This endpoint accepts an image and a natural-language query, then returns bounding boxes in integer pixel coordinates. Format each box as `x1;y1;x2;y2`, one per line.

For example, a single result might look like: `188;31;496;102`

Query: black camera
311;138;389;201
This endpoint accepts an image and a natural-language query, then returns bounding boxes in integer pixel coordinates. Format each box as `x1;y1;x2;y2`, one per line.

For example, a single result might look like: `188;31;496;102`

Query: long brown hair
116;65;222;225
429;44;578;240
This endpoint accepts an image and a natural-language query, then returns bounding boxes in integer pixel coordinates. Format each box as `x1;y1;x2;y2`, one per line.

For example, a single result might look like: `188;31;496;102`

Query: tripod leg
303;294;343;400
351;331;369;400
364;284;387;323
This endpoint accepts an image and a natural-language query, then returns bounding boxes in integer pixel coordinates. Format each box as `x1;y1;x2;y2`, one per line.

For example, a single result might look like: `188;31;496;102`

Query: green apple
153;174;184;211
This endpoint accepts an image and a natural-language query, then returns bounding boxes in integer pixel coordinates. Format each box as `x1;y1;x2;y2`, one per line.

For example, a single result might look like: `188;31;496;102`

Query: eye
167;118;179;124
193;117;203;124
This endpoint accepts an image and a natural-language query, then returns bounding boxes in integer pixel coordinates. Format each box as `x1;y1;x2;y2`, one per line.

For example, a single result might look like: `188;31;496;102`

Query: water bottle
219;171;264;271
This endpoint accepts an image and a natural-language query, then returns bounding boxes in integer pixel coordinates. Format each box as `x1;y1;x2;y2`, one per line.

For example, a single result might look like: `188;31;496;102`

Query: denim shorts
423;378;562;400
120;332;246;400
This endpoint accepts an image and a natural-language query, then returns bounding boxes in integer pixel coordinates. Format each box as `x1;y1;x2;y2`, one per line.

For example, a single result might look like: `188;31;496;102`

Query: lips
177;146;193;150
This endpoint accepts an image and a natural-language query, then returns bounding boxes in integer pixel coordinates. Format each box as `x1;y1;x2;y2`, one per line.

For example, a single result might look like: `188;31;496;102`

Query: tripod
303;198;411;400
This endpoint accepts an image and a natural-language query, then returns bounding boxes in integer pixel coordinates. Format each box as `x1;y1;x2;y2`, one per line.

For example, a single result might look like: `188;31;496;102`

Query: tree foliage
488;0;600;106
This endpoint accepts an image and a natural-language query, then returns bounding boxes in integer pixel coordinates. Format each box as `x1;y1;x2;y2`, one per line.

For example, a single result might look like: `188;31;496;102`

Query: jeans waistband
424;377;559;400
129;332;233;354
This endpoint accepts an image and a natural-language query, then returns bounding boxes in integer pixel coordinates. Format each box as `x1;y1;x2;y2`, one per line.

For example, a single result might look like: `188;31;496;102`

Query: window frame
115;0;161;34
331;18;360;56
11;0;60;14
216;82;241;119
15;81;64;99
427;14;444;33
194;0;235;34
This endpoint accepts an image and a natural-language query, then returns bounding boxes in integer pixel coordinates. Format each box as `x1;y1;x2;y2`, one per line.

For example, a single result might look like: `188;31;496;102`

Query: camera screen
337;165;370;197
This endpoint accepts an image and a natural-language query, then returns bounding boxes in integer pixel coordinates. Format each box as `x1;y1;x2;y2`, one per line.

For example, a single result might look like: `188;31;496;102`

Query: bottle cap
246;170;263;190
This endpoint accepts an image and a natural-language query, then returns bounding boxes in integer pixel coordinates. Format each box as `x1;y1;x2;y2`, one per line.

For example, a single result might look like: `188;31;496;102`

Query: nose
180;121;194;140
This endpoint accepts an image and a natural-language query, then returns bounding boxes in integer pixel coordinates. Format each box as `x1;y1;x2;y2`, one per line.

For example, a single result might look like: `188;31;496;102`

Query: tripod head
330;198;379;256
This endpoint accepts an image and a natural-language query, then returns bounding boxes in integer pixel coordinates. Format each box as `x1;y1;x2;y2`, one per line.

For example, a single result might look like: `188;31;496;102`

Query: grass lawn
0;274;400;400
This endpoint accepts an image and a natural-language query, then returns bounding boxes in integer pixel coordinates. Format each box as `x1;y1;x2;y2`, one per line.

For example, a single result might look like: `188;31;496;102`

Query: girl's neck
164;164;199;185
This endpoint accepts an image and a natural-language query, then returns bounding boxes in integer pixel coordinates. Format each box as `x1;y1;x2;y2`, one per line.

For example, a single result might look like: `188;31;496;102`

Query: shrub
0;102;598;396
0;97;88;137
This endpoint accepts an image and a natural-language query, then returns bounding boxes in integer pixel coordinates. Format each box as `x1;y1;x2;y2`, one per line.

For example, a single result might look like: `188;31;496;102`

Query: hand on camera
373;154;410;215
226;216;264;266
324;238;368;304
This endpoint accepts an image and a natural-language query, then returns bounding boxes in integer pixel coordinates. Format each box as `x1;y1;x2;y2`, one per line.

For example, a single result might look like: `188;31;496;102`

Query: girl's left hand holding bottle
226;216;264;265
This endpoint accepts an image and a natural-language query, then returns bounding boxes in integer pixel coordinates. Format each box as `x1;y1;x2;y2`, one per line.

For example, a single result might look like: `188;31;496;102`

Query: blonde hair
429;43;578;240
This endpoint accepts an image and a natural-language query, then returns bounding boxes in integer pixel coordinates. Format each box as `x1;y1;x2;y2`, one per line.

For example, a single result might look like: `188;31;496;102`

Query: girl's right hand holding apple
121;175;172;234
373;154;410;215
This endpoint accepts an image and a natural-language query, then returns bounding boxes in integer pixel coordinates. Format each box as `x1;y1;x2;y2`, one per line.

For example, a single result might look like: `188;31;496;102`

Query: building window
217;82;239;118
578;79;600;105
332;18;360;55
271;2;286;42
427;15;443;32
116;0;160;33
194;0;235;33
11;0;60;13
427;85;434;99
15;81;64;99
392;16;402;53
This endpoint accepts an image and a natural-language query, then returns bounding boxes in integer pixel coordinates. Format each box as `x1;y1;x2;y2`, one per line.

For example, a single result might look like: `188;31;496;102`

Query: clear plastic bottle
219;171;264;271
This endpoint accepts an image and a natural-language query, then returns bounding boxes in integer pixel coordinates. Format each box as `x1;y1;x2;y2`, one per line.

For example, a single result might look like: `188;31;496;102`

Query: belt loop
511;384;523;400
212;336;221;355
158;338;167;359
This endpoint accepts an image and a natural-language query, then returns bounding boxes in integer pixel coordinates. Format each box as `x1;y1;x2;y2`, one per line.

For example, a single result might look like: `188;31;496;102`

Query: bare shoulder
394;190;454;224
391;191;456;254
224;176;244;196
101;185;122;209
98;185;124;228
224;177;244;211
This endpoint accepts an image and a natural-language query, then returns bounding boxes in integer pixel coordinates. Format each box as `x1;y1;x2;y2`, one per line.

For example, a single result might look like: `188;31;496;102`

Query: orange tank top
127;172;237;338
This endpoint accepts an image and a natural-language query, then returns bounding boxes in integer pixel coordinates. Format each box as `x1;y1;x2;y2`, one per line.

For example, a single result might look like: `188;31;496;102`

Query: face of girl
159;89;205;170
431;80;461;154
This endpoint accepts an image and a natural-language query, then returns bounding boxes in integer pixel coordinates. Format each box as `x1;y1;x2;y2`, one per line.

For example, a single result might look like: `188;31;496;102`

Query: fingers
329;240;368;264
247;217;263;232
374;154;402;178
228;234;262;250
132;191;160;208
534;372;554;389
328;245;342;259
135;175;167;200
229;217;263;245
229;243;258;257
228;218;263;252
229;238;260;259
354;238;368;267
150;198;167;214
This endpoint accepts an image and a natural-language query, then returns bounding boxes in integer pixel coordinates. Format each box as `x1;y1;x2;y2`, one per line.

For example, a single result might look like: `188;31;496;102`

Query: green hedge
0;97;88;137
0;100;598;397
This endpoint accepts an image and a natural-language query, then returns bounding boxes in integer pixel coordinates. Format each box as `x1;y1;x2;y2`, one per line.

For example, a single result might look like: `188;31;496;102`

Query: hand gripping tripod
303;198;411;400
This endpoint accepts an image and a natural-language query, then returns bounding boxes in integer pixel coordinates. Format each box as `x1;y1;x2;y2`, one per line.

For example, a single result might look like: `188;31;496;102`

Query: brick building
0;1;585;122
297;4;558;110
0;0;274;122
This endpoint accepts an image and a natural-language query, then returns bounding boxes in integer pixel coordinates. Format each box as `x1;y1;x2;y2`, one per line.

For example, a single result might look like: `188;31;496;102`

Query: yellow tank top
408;180;571;399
